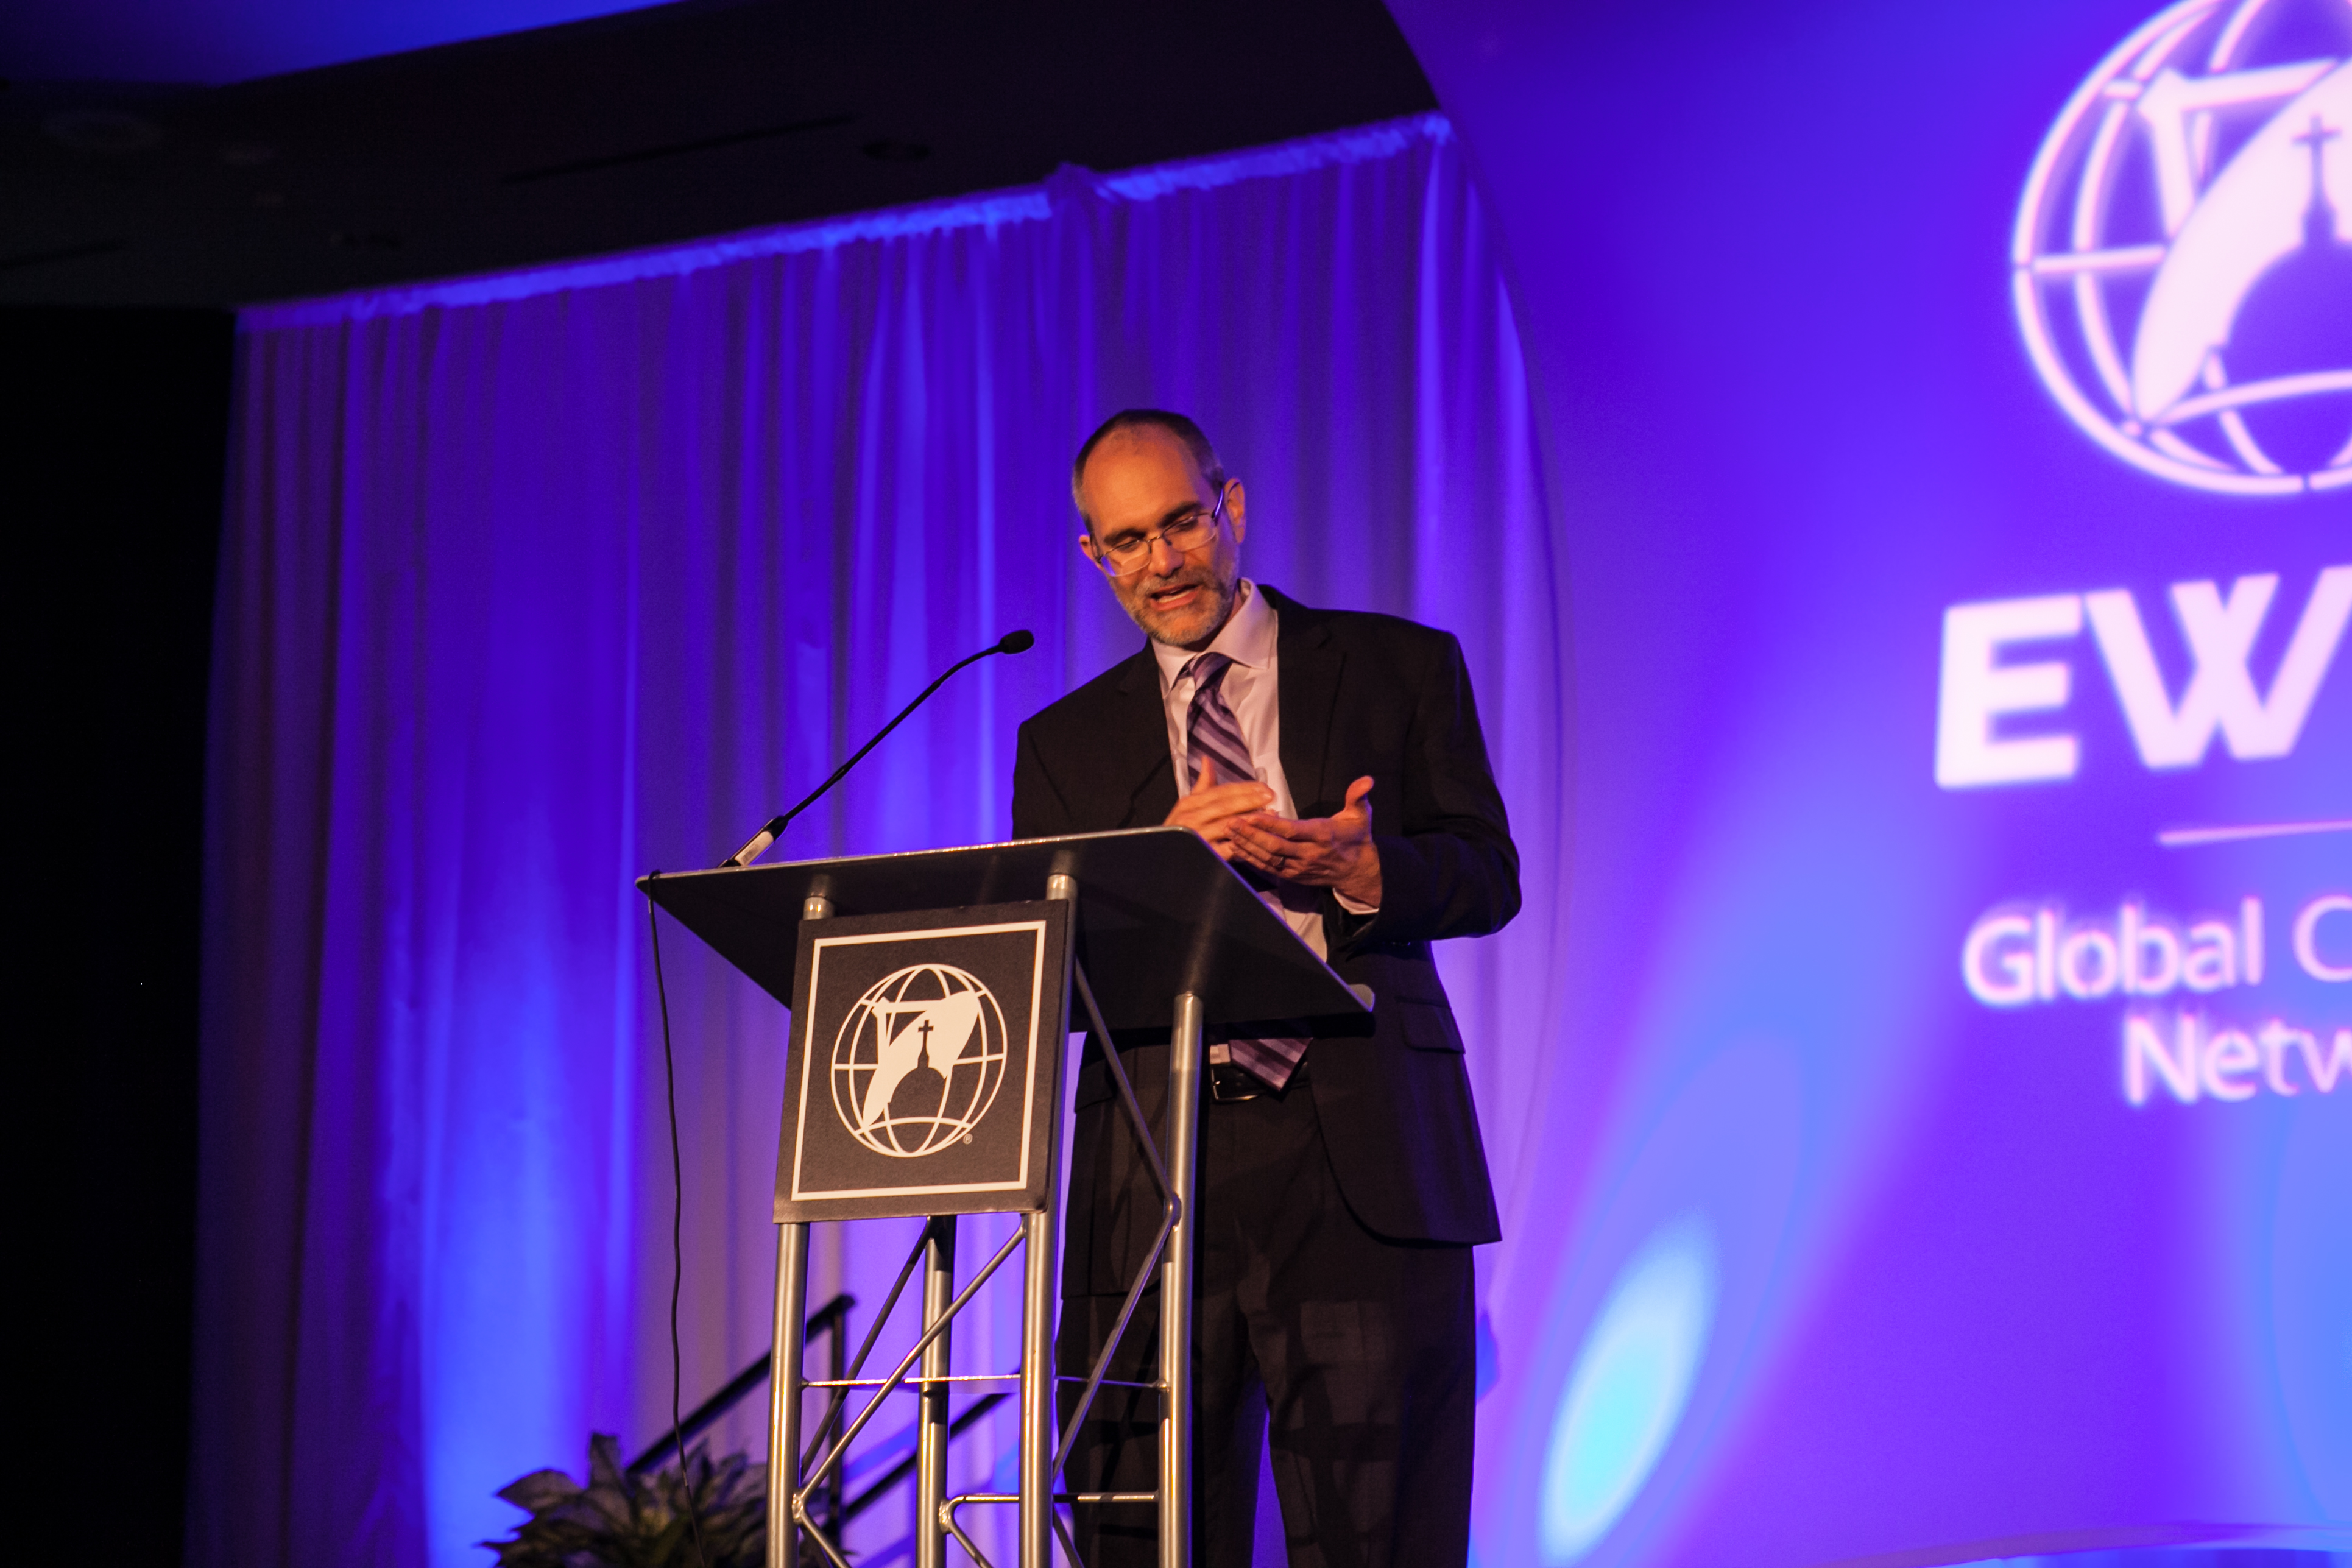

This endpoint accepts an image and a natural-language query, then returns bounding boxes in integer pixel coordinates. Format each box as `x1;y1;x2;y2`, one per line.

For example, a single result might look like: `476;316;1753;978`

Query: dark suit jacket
1012;586;1518;1291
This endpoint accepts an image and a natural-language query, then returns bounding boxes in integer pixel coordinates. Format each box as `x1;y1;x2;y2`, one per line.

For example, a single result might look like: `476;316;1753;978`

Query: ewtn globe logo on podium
830;962;1009;1157
2014;0;2352;495
777;902;1068;1222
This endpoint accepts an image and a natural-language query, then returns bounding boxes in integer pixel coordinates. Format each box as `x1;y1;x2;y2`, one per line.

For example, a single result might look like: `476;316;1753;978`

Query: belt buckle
1209;1062;1262;1102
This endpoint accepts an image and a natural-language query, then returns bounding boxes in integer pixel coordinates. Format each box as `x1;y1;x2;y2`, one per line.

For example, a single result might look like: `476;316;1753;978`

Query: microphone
721;630;1035;868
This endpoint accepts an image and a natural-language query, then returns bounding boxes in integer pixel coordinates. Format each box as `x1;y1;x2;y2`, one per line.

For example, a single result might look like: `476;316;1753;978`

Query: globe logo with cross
2013;0;2352;495
830;963;1009;1157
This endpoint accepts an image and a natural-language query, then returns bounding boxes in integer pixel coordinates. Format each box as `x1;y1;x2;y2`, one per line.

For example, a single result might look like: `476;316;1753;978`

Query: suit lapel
1106;646;1181;828
1266;587;1343;816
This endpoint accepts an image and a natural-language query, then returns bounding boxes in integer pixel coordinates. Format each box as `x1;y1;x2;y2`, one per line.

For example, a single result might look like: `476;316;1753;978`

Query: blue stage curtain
195;113;1569;1568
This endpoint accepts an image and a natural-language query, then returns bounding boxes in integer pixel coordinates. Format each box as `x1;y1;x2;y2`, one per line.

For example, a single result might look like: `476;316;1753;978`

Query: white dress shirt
1151;581;1377;967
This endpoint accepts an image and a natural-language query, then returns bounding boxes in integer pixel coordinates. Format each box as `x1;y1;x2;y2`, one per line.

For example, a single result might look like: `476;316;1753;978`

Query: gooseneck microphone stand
721;630;1034;869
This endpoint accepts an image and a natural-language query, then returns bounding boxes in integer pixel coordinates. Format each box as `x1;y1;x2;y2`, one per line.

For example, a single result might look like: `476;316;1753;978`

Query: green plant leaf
496;1468;582;1513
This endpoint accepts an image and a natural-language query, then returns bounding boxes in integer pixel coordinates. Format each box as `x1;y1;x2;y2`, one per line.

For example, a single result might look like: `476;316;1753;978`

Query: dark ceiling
0;0;1438;308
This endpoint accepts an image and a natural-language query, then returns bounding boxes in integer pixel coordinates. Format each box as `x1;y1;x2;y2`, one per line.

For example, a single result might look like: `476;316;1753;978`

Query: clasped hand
1164;760;1382;908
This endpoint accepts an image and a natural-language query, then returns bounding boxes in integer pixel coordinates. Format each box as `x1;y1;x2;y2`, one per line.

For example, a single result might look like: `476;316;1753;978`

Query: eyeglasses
1089;484;1231;577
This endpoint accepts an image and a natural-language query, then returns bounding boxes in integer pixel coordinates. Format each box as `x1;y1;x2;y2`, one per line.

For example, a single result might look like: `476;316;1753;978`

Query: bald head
1072;409;1226;531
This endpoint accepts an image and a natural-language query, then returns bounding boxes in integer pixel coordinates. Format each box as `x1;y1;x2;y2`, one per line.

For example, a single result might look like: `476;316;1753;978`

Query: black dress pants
1058;1061;1475;1567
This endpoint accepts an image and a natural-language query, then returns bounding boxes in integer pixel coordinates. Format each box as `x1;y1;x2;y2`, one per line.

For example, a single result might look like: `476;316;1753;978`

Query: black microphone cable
645;876;710;1568
722;629;1034;868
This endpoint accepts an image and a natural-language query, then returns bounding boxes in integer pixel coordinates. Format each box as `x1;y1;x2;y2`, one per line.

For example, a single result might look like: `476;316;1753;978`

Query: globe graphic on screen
2012;0;2352;496
829;962;1009;1158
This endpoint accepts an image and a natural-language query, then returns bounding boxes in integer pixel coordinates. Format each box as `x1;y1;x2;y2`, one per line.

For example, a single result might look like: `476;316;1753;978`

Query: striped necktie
1180;652;1254;787
1178;651;1310;1092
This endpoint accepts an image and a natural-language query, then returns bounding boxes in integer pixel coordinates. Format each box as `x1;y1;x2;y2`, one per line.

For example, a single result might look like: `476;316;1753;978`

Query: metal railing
628;1292;858;1531
622;1284;1020;1543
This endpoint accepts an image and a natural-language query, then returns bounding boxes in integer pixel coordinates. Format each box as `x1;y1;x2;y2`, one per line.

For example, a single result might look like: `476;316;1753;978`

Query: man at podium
1012;410;1520;1567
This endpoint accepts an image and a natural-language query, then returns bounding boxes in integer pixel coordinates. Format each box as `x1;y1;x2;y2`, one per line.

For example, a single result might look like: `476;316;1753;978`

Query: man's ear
1226;480;1246;545
1077;531;1101;563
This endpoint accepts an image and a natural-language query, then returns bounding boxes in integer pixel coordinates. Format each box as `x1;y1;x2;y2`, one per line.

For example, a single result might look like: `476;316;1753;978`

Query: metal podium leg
917;1218;957;1568
1023;867;1075;1568
768;1221;810;1568
1019;1205;1057;1568
773;888;829;1568
1160;992;1206;1568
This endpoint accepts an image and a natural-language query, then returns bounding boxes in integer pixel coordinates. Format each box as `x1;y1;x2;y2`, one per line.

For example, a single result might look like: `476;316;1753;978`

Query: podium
641;826;1368;1568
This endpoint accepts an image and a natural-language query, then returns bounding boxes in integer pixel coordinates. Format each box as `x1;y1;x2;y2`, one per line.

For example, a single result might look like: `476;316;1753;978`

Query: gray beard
1142;577;1243;648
